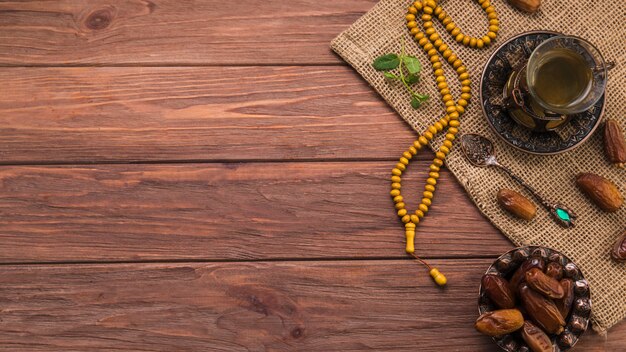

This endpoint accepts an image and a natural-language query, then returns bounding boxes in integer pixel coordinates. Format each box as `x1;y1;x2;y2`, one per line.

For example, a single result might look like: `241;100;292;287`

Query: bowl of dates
476;246;591;351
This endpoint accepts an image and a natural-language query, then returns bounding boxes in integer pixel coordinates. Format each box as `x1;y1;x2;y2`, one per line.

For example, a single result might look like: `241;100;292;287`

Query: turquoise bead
556;208;570;222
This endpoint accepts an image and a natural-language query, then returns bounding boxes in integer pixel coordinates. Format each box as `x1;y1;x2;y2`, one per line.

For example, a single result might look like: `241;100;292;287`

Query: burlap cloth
331;0;625;332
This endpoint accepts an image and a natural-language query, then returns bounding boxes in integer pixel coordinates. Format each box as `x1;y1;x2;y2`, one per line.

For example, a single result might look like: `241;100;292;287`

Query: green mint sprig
372;39;429;109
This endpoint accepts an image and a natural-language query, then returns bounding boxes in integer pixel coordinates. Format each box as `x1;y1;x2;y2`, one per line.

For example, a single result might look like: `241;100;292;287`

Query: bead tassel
392;0;499;287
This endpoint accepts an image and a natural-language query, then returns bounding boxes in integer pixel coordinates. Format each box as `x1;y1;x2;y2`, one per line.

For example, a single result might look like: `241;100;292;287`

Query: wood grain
0;66;419;164
0;0;374;65
0;260;622;351
0;161;510;263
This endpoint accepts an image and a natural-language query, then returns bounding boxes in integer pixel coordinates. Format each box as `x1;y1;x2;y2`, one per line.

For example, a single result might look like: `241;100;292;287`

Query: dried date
519;283;565;335
526;268;565;299
482;274;516;309
475;309;525;336
521;320;553;352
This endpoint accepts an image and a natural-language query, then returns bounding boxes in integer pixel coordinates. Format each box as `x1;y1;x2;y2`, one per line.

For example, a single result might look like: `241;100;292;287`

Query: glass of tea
526;36;610;115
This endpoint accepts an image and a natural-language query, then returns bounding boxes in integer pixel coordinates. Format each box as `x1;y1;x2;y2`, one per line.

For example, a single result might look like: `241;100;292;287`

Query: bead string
391;0;499;286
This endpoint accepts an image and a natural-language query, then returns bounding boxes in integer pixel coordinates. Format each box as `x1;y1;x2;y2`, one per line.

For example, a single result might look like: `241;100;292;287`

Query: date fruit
519;283;565;335
576;173;623;212
526;268;564;299
604;119;626;168
482;274;516;309
611;231;626;262
497;188;537;221
510;258;545;295
508;0;541;13
521;321;553;352
555;279;574;320
545;262;563;281
475;309;525;336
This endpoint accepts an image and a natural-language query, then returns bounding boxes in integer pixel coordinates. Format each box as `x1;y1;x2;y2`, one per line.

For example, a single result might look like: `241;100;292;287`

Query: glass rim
526;35;607;114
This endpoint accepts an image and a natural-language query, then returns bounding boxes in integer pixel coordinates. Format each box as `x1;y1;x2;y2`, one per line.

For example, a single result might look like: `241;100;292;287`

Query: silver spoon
459;134;576;228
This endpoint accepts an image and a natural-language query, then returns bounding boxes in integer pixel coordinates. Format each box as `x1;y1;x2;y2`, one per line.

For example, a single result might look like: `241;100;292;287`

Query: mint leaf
405;73;419;85
403;56;422;75
372;54;400;71
383;72;399;80
415;93;429;101
410;96;422;109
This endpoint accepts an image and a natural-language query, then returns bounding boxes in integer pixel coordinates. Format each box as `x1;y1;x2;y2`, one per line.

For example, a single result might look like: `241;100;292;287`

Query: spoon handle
493;163;577;227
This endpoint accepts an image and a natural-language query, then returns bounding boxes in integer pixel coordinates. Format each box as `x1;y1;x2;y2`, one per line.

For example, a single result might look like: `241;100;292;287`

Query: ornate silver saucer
479;31;605;155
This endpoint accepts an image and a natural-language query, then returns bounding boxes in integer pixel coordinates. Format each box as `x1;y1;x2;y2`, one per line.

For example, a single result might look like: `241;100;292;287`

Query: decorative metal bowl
479;31;605;155
478;246;591;352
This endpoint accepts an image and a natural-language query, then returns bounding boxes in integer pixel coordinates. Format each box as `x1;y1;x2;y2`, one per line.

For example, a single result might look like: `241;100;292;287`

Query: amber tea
528;48;593;110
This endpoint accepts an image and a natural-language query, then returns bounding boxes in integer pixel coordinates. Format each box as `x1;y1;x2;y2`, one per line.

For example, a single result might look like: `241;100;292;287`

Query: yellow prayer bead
428;125;438;134
455;33;464;42
445;133;455;141
456;105;465;114
391;175;401;183
415;210;425;218
440;146;450;154
470;37;477;48
418;136;429;145
405;222;416;229
442;17;452;25
426;0;436;8
413;1;422;9
435;152;446;160
423;131;434;140
409;146;417;155
394;195;404;203
451;28;461;37
461;86;471;93
390;189;401;197
445;22;455;31
423;191;434;199
488;12;497;20
429;49;438;57
449;120;460;127
396;163;406;171
458;99;468;107
459;72;469;80
486;6;495;14
419;203;429;213
446;105;457;113
410;27;420;35
461;92;471;100
429;33;440;41
447;54;457;63
425;184;436;192
413;140;423;149
403;151;412;159
399;157;409;165
490;19;500;26
410;214;420;223
437;11;447;21
482;36;491;45
439;44;448;52
423;6;433;14
460;79;471;87
434;122;444;131
414;32;425;40
457;66;466;74
423;21;433;29
443;140;453;148
436;76;446;83
434;69;444;76
440;88;451;96
392;168;402;176
407;21;417;29
422;14;432;21
442;94;453;102
406;14;416;21
448;127;459;134
433;4;442;14
426;177;437;186
445;100;455;107
398;208;407;216
392;182;402;189
425;27;435;36
422;198;432;206
443;49;452;58
408;6;418;14
477;39;484;48
430;55;439;63
489;25;499;33
395;202;406;210
453;60;463;68
463;36;470;46
487;31;497;39
424;43;434;51
432;62;442;69
449;111;459;119
433;158;443;167
433;39;443;48
402;214;411;223
419;38;429;46
437;82;448;91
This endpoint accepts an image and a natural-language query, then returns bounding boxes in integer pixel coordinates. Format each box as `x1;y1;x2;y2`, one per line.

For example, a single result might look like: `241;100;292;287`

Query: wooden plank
0;162;510;263
0;0;374;65
0;66;419;164
0;259;621;351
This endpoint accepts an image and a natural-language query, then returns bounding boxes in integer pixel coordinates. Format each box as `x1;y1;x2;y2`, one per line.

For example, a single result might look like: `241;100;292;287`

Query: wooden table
0;1;623;350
